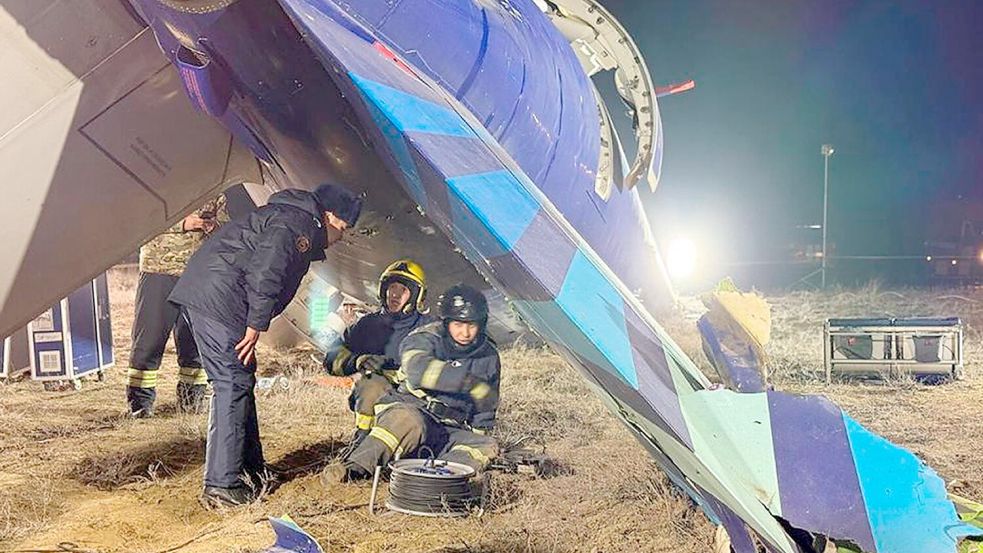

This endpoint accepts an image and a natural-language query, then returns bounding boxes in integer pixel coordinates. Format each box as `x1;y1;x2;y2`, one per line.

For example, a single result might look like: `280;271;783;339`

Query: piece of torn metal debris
262;515;323;553
689;388;983;552
692;282;983;552
699;278;770;392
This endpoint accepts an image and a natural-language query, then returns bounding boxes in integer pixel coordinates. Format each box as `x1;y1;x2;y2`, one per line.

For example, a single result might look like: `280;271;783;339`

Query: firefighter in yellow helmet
323;259;433;446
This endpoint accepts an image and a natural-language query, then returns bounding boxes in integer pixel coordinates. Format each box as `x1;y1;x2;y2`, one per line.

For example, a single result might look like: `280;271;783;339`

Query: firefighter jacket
325;310;433;378
395;322;501;432
168;189;328;331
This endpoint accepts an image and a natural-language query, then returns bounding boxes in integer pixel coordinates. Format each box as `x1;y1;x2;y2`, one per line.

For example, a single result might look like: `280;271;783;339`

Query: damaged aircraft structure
0;1;980;551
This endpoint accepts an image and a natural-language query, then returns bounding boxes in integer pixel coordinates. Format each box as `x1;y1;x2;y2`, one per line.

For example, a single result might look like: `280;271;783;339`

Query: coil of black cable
385;458;477;517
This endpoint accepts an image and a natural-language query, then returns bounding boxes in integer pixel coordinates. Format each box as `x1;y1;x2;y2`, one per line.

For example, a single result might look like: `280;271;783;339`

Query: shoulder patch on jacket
296;235;311;253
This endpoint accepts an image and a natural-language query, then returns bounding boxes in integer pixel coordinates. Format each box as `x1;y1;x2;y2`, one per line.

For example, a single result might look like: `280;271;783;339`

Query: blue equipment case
28;274;114;382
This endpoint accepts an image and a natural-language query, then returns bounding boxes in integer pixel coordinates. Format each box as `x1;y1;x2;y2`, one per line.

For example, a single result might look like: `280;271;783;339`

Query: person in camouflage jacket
127;194;228;417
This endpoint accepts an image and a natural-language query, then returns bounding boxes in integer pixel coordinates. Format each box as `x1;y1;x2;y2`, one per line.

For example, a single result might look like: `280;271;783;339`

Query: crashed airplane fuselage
0;1;980;552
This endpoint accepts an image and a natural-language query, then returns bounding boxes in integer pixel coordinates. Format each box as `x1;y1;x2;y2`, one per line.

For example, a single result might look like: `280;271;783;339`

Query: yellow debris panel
701;277;772;360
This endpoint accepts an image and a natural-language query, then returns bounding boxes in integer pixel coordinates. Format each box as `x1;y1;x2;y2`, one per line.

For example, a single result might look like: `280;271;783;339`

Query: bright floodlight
666;238;697;280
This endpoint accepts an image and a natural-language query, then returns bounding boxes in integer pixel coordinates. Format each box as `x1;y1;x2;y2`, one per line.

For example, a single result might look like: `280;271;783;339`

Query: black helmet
436;284;488;326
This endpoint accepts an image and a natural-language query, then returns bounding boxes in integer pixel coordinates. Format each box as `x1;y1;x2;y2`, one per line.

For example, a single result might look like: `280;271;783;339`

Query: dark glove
355;354;387;374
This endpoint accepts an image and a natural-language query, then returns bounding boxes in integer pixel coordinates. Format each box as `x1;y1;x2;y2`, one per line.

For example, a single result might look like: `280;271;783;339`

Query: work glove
355;354;387;374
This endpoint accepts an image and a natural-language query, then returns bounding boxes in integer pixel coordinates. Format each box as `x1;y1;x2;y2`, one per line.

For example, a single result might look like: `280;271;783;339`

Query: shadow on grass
269;438;348;484
70;435;205;490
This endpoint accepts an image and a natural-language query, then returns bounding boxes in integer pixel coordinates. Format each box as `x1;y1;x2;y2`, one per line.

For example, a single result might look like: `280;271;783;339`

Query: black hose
385;457;477;516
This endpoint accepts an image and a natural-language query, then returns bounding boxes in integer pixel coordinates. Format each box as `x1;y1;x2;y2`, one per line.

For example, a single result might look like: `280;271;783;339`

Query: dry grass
0;270;980;552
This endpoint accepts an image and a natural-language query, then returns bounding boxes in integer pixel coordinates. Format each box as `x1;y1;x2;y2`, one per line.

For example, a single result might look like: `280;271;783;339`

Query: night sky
600;1;981;284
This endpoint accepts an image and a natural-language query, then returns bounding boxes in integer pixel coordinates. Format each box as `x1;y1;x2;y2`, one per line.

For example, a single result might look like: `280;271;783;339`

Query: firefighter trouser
345;402;498;474
185;309;264;489
128;273;205;400
348;373;396;432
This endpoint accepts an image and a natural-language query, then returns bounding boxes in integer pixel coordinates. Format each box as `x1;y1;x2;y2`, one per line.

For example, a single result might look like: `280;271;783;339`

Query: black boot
126;386;156;418
176;382;207;414
200;485;258;509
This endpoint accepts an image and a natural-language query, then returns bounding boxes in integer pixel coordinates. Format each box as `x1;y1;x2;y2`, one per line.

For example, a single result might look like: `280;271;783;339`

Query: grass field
0;269;979;552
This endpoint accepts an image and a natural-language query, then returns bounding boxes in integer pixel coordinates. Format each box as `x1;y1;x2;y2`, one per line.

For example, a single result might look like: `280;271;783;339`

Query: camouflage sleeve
214;194;230;225
398;328;475;394
197;194;229;233
138;220;192;274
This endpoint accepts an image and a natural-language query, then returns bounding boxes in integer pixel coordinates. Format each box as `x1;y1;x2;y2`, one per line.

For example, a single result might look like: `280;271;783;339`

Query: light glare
667;238;698;280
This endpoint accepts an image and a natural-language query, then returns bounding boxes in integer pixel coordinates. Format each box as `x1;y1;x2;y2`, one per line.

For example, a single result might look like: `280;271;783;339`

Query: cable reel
381;456;480;517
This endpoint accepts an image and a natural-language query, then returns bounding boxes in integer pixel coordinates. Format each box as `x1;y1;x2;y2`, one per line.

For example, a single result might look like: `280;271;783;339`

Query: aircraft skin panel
301;0;674;311
0;1;144;137
768;392;876;549
840;414;968;552
614;389;798;552
487;210;578;300
679;390;783;515
277;3;982;551
130;0;512;335
0;1;260;337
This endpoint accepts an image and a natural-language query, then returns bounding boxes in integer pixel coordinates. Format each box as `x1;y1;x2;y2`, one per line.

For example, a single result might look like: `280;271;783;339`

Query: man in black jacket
169;183;361;508
323;259;433;446
333;284;501;481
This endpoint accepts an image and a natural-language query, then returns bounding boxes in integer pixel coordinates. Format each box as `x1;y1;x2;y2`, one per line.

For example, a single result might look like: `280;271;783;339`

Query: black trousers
184;309;263;489
130;273;201;373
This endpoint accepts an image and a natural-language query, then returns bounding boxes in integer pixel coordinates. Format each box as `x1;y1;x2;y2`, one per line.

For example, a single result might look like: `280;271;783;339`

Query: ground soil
0;270;980;552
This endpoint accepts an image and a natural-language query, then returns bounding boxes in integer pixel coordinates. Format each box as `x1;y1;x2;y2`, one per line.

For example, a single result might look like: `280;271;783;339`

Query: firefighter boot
126;386;156;418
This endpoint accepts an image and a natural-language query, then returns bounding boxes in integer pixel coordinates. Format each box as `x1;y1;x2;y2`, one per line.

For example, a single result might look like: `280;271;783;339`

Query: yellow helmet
379;259;427;313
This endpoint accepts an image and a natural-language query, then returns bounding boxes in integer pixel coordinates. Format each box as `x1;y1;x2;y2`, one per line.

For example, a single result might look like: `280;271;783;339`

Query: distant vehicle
925;220;983;283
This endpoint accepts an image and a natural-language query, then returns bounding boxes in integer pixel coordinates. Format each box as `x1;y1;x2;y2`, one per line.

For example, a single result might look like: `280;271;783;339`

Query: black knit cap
313;183;363;226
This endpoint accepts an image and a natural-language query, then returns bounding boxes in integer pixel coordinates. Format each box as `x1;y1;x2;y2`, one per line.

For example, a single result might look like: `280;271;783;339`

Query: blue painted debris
698;315;768;393
262;516;323;553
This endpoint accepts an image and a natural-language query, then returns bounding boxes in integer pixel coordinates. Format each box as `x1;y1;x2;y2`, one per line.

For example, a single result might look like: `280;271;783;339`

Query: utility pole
821;144;835;287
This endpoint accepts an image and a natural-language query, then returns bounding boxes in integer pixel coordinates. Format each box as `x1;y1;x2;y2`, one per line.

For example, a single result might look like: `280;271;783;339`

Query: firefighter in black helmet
329;284;501;481
323;259;432;447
